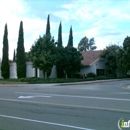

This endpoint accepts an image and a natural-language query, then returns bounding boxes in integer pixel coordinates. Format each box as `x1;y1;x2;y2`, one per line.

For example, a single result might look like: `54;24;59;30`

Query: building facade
80;50;106;76
2;50;125;79
0;61;57;79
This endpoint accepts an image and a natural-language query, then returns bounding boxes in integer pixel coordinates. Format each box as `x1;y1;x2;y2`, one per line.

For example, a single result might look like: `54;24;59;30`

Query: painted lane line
0;114;94;130
0;98;130;113
112;92;130;95
18;95;51;99
16;92;130;102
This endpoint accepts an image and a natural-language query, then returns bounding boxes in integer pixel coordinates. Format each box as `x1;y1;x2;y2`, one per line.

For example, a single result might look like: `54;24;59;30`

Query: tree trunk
45;72;47;79
64;70;68;79
65;73;68;79
71;73;73;78
35;68;37;77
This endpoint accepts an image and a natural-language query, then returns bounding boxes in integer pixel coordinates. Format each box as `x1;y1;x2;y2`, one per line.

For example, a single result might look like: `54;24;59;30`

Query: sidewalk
0;78;129;87
59;78;130;86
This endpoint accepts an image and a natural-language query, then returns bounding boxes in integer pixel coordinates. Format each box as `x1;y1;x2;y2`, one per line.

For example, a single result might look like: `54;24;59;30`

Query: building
80;50;106;76
0;50;128;79
0;51;106;79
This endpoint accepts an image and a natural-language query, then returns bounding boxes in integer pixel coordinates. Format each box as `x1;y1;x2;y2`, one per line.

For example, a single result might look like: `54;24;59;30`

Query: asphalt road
0;79;130;130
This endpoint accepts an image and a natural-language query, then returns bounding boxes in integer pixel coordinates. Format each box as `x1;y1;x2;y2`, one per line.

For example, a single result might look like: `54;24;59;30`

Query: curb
0;78;129;87
59;78;130;86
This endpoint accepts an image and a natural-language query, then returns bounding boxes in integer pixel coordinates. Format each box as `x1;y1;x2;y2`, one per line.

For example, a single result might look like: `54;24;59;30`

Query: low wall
0;63;2;79
37;69;44;78
49;65;57;78
10;62;17;79
37;65;57;79
0;62;57;79
26;62;35;77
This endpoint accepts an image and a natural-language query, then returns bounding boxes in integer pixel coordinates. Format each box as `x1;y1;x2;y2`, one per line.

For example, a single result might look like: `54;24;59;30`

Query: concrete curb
59;78;130;86
0;84;28;87
0;78;129;87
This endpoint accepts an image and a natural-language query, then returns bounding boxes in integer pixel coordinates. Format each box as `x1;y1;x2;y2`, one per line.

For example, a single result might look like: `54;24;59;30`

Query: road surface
0;79;130;130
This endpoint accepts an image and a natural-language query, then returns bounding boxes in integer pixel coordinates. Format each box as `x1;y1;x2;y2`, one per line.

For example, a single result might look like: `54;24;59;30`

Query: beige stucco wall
9;61;57;79
37;69;44;78
37;65;57;79
80;59;106;76
1;62;36;79
49;65;57;78
10;62;17;79
26;62;35;77
0;63;2;79
80;64;96;75
96;59;106;69
1;60;106;79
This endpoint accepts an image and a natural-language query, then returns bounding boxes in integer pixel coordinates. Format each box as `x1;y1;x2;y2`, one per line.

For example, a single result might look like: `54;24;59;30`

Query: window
96;69;104;76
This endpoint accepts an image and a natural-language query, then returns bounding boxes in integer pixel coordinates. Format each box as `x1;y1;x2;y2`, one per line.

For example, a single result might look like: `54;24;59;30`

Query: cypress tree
45;14;51;37
13;49;15;62
57;22;62;47
56;22;64;78
1;24;9;79
16;21;26;78
67;26;73;47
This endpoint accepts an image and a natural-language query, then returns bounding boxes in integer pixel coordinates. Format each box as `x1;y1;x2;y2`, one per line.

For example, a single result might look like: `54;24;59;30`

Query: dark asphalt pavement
0;79;130;130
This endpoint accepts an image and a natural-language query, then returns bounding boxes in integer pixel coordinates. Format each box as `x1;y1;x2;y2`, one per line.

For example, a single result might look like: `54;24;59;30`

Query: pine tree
57;22;62;47
13;49;15;62
67;26;73;47
1;24;9;79
16;21;26;78
46;14;51;37
56;22;63;77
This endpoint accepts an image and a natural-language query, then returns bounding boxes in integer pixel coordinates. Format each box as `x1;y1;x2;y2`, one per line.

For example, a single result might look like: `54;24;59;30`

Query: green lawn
0;79;27;84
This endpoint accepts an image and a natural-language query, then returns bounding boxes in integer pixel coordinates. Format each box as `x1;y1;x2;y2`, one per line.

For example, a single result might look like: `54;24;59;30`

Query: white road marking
0;97;130;113
18;95;51;99
16;92;130;102
112;92;130;95
0;114;94;130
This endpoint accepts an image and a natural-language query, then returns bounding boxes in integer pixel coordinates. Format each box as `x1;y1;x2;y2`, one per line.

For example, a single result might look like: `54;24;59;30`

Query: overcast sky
0;0;130;59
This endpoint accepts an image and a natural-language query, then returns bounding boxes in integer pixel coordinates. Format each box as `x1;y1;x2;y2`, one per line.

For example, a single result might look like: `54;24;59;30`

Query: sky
0;0;130;60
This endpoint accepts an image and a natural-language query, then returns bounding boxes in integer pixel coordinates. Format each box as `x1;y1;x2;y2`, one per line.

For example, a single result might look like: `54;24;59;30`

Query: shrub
73;73;83;79
87;72;96;78
96;76;108;80
19;77;41;82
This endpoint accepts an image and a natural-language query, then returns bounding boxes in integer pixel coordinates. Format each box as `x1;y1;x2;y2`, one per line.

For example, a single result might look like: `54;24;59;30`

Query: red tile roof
81;50;103;66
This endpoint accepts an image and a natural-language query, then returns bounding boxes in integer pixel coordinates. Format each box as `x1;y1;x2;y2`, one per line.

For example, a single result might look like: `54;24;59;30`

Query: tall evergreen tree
46;14;51;37
56;22;63;77
13;49;15;62
1;24;9;79
16;21;26;78
57;22;62;47
67;26;73;47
